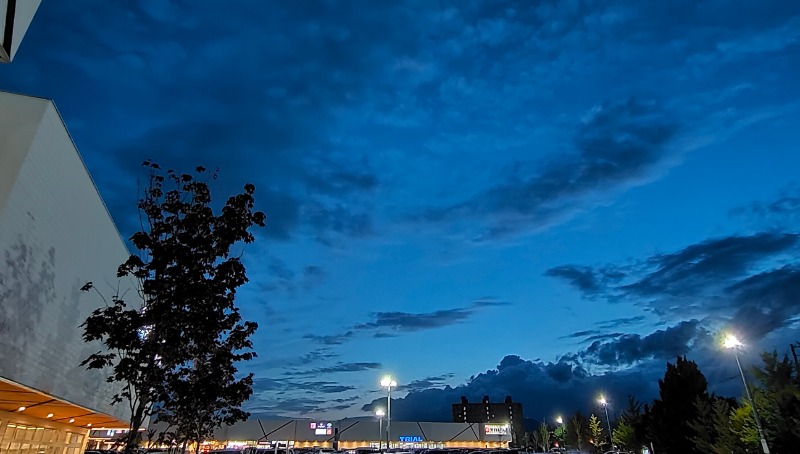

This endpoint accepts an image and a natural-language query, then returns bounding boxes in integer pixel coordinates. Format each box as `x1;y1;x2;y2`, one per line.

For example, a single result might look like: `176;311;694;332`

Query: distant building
451;395;524;447
1;0;42;62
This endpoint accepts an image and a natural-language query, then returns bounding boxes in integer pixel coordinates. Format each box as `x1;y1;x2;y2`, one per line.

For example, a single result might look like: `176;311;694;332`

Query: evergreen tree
646;356;710;454
689;396;747;454
752;349;800;452
618;395;645;450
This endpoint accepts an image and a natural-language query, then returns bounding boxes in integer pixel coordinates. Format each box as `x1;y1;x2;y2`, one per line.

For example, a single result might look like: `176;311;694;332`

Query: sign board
485;424;509;435
310;422;333;435
399;436;423;443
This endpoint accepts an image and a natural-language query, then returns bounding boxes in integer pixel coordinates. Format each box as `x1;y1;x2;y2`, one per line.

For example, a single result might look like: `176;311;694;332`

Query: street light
598;396;612;449
376;409;385;452
381;376;397;449
555;416;565;449
724;334;770;454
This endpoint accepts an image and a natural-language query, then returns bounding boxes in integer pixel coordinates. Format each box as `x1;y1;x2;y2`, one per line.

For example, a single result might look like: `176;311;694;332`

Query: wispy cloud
284;362;383;377
303;299;510;345
354;299;510;334
418;98;680;240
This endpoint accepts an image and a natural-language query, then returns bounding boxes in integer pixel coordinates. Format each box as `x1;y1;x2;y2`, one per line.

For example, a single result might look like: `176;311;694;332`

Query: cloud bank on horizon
1;0;799;419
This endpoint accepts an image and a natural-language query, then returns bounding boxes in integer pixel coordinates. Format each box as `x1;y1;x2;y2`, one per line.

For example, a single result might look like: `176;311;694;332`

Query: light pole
724;334;770;454
380;376;397;450
376;409;385;452
598;396;612;449
555;416;565;450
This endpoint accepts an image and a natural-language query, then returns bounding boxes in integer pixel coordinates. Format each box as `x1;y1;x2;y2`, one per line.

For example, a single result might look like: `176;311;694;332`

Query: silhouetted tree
689;396;746;454
81;162;265;453
566;411;588;450
646;356;710;454
615;395;645;451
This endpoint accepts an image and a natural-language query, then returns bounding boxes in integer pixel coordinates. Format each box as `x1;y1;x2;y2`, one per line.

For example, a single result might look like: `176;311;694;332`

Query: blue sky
2;0;800;421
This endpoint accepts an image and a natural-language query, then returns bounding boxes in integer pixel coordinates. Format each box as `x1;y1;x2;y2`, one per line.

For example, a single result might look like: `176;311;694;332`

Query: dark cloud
360;354;652;423
285;362;383;377
545;266;603;294
303;331;355;346
355;308;474;332
561;329;599;340
298;348;339;365
727;265;800;338
397;374;456;393
249;397;323;415
302;201;373;242
257;259;328;295
621;233;799;297
596;316;648;330
732;194;800;218
250;378;355;395
355;299;510;333
300;299;509;346
581;320;709;367
546;266;627;298
730;189;800;233
303;265;325;278
547;230;800;344
421;98;679;239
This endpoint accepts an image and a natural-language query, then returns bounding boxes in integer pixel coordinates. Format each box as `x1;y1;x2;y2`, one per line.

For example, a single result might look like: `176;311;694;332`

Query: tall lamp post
724;334;770;454
555;416;565;450
380;376;397;450
598;396;612;449
376;409;385;452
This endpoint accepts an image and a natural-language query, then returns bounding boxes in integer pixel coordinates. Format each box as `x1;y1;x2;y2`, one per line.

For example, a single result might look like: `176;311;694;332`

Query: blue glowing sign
398;436;423;443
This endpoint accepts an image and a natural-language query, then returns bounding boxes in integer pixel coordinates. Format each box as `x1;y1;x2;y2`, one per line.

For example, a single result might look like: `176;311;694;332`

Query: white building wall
0;0;42;62
0;91;133;421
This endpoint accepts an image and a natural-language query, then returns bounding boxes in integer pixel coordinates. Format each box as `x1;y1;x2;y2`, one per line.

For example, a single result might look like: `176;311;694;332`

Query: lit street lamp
555;416;565;449
598;396;612;449
380;376;397;449
376;409;385;452
724;334;770;454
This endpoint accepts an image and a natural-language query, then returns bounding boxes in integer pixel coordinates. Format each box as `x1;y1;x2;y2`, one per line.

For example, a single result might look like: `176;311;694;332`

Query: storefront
186;418;511;451
0;378;129;454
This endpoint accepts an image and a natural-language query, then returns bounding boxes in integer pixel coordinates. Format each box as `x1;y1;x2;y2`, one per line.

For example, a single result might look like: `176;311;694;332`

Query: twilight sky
2;0;800;422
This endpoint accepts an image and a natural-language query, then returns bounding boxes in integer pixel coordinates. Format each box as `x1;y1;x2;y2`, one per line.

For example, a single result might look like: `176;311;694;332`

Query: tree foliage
611;420;635;452
751;350;800;452
538;421;551;452
613;395;645;451
566;411;588;451
647;356;709;454
81;162;265;453
588;413;603;451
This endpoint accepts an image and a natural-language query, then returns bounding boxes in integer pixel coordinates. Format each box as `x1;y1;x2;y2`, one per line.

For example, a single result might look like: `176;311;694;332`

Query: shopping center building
0;90;135;454
180;418;511;450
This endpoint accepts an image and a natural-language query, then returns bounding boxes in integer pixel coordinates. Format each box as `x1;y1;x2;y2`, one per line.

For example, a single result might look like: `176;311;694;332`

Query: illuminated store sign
309;422;333;435
484;424;509;435
399;436;423;442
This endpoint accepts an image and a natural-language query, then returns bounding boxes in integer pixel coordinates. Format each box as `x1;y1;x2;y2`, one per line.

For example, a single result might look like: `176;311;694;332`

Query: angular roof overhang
0;376;128;429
